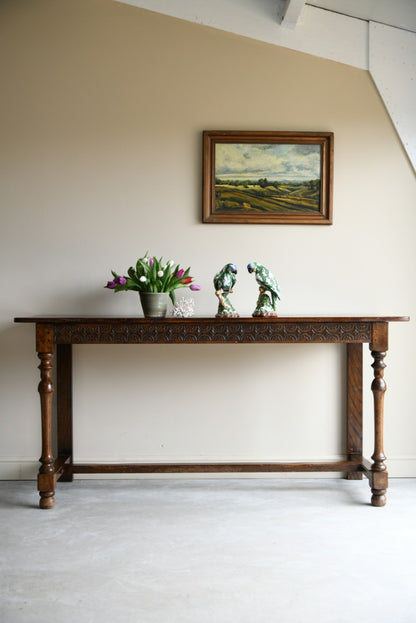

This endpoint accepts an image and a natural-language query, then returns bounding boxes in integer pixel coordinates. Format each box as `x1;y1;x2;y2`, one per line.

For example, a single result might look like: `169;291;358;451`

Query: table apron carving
52;320;373;344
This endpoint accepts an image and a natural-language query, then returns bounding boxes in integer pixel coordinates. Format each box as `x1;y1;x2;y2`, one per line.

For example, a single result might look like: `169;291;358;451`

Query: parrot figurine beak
247;263;256;274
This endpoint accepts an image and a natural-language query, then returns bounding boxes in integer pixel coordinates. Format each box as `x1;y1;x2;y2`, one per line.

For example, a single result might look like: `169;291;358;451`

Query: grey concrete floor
1;478;415;623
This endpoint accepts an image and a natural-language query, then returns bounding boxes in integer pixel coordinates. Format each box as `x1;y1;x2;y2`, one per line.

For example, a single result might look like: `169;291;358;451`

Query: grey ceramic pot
139;292;169;318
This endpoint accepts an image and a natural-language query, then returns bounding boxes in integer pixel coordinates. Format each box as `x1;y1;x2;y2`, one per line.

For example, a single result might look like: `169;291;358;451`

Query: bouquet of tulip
105;253;201;303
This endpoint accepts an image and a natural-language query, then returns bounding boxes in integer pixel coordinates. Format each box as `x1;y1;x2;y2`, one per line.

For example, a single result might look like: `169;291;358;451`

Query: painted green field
214;181;320;214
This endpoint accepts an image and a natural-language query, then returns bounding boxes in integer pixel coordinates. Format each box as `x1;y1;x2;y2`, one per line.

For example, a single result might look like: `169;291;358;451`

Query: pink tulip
190;284;201;291
176;269;185;279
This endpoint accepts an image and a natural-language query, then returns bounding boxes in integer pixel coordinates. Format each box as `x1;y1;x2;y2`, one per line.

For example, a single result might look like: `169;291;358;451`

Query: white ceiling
115;0;416;170
306;0;416;33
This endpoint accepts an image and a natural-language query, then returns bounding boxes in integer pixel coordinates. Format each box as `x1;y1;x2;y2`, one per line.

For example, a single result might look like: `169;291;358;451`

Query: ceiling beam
281;0;306;28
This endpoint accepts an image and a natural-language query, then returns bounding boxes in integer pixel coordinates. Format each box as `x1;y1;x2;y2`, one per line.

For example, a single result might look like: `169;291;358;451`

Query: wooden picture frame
202;130;333;224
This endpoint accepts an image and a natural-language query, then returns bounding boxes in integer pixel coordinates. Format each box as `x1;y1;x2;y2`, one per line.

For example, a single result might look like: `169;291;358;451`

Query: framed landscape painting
202;130;333;224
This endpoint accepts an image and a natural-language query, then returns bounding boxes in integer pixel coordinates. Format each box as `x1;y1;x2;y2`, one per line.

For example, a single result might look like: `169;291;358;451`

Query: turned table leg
369;322;389;507
37;351;56;509
370;349;388;506
36;324;56;509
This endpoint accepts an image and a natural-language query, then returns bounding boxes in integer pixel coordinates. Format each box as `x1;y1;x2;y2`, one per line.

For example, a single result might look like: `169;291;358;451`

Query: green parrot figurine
247;262;281;317
213;263;239;317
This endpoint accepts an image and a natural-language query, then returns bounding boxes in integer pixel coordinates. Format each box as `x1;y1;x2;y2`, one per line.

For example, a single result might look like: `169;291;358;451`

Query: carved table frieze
52;319;373;344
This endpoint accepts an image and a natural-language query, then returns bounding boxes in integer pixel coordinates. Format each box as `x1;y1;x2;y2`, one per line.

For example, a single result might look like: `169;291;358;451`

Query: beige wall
1;0;414;478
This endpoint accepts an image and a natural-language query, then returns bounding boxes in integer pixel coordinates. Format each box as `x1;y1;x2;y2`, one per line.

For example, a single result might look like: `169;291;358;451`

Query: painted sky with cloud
215;143;321;182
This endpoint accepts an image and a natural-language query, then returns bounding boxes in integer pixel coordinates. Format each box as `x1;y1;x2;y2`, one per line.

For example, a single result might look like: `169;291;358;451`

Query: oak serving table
14;316;409;509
